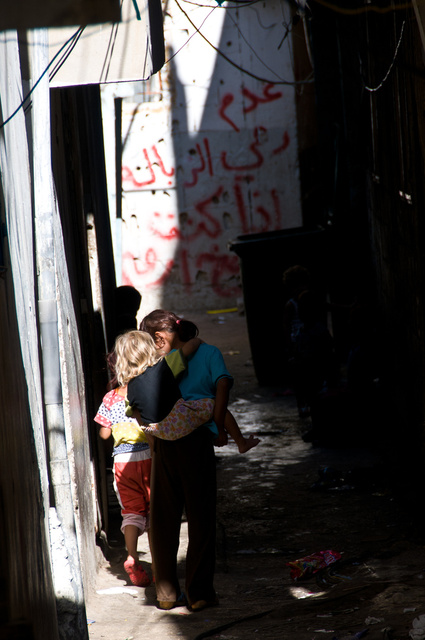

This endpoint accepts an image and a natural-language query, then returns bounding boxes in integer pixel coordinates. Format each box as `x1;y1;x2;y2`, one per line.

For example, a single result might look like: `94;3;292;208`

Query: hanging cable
100;22;120;82
165;5;218;64
100;0;124;82
181;0;262;8
0;28;84;130
226;8;292;81
173;0;314;85
183;0;264;11
48;28;85;82
361;19;406;92
22;28;84;117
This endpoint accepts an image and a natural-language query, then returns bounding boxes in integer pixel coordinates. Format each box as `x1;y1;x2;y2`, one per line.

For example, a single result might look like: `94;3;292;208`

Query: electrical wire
100;21;120;82
48;28;85;82
1;0;311;129
1;0;136;127
180;0;262;8
277;4;298;82
173;0;315;85
22;28;84;117
0;28;84;130
226;7;292;81
361;19;406;92
100;0;124;82
165;4;218;64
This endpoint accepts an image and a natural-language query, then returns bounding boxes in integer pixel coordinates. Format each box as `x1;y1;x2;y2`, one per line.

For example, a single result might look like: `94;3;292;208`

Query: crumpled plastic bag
287;549;342;580
410;614;425;640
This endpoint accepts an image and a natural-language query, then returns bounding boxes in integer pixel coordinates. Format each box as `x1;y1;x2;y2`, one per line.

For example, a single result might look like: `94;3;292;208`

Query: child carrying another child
95;332;212;588
138;309;259;611
117;330;215;440
140;310;260;453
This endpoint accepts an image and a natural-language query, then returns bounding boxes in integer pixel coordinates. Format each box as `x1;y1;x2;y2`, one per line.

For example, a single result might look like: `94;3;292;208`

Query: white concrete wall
105;0;302;313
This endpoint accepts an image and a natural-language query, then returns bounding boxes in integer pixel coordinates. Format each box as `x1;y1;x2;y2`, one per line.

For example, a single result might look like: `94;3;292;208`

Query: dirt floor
87;309;425;640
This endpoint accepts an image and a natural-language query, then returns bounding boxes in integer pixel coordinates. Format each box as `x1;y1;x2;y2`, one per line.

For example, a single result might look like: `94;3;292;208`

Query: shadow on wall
121;3;302;311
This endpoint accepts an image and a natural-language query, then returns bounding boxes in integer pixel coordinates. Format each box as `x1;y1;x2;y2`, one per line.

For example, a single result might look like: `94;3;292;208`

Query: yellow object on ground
206;308;238;314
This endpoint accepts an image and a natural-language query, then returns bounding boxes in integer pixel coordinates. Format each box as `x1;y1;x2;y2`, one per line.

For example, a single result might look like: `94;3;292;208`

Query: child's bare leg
123;524;151;586
224;410;260;453
124;524;140;563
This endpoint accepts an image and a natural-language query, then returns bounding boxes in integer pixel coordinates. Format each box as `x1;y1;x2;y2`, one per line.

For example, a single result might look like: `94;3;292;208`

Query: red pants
113;450;151;533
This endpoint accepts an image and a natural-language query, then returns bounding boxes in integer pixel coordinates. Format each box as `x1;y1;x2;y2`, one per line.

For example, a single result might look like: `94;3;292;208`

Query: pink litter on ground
287;550;342;580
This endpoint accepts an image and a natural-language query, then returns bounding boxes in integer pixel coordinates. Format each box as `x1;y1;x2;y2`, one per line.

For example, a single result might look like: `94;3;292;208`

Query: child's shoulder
199;342;221;354
194;342;225;362
102;388;125;409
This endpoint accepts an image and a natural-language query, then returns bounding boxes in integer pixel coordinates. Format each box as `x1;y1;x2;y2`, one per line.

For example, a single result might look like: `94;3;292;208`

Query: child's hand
214;426;228;447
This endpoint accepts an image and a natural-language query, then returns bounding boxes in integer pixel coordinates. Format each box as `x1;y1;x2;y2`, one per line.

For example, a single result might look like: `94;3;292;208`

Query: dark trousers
150;428;217;604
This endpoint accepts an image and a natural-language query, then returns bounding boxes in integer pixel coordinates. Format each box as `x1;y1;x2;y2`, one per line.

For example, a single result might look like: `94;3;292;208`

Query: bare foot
237;434;261;454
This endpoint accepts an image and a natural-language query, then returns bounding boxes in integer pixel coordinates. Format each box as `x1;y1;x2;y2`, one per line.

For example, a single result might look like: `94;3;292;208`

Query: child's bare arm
99;427;112;440
181;337;202;358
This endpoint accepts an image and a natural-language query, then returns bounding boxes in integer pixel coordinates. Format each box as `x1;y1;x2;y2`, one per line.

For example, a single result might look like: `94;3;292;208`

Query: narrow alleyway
87;310;425;640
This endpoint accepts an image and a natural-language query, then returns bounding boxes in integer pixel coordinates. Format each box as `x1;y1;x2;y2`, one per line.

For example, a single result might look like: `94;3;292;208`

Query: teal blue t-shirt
178;343;234;436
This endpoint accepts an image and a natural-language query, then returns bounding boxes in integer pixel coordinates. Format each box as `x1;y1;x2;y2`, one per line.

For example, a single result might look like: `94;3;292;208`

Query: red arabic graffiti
195;246;240;297
242;83;283;113
142;177;283;249
180;246;236;297
221;126;267;171
273;130;290;154
218;83;283;130
184;138;214;188
122;245;239;297
181;128;290;185
233;177;283;233
122;249;174;289
218;93;240;132
122;144;174;188
188;187;223;240
150;212;180;241
122;127;289;191
149;188;223;242
121;80;294;298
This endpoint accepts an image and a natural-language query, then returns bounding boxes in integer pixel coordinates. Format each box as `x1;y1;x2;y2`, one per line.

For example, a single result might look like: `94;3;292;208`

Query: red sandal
124;558;151;587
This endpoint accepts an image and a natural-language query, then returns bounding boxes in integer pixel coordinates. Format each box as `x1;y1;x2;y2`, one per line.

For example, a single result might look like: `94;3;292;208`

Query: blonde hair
114;330;162;386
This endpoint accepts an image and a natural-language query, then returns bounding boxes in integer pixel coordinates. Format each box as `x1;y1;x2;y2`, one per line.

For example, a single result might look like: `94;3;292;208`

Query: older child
95;332;213;589
139;311;235;611
140;310;260;453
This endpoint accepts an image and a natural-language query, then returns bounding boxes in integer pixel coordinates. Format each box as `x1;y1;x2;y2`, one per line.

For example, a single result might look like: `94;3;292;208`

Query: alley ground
87;309;425;640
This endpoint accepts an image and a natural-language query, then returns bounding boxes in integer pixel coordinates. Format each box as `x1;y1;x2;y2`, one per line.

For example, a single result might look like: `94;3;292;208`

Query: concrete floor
87;310;425;640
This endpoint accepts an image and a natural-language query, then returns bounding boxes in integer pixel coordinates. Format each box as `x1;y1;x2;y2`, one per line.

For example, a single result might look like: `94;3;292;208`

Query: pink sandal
124;558;151;587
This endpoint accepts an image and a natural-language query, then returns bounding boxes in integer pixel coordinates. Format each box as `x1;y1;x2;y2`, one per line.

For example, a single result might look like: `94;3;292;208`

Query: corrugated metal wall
50;84;117;544
309;0;425;481
0;46;116;638
365;8;425;463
